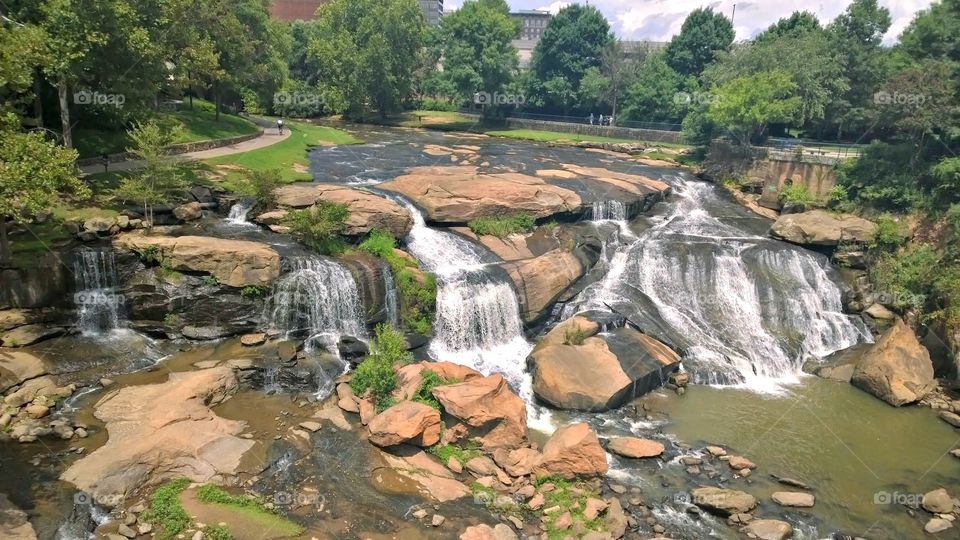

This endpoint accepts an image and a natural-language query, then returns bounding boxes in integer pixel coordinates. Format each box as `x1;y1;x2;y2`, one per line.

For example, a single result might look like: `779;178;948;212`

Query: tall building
510;10;552;41
269;0;327;22
419;0;444;27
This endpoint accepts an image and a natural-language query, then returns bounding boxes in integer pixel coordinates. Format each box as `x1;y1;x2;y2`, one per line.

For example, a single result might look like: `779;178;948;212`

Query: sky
443;0;936;44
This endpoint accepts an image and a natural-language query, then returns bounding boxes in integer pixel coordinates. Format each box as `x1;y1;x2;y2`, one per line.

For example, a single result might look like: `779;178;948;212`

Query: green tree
427;0;519;112
664;8;734;79
529;4;612;114
309;0;426;119
284;201;350;255
114;120;185;225
707;70;802;144
620;53;683;123
0;113;87;263
755;11;822;43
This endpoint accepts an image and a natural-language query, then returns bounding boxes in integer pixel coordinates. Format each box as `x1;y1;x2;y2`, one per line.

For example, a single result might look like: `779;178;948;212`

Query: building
269;0;326;22
419;0;444;27
510;10;552;41
269;0;442;25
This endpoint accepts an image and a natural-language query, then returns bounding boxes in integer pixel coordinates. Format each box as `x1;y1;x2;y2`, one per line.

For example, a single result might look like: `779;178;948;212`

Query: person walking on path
589;113;595;125
277;117;284;135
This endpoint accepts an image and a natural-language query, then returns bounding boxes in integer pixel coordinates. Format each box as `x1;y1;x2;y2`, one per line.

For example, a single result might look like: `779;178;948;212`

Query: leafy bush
139;245;161;264
204;524;232;540
563;326;587;346
201;275;219;287
467;214;536;237
240;285;267;298
428;441;482;464
870;244;939;310
837;141;926;211
236;168;282;210
412;369;456;410
349;324;413;410
871;215;906;251
359;230;437;334
140;478;191;540
285;201;349;255
779;184;817;205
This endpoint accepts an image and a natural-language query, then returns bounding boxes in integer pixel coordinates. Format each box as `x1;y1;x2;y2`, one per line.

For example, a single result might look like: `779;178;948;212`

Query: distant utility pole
731;4;737;25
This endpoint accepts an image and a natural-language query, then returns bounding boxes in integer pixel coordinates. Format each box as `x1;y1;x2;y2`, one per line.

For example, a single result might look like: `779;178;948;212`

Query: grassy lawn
203;119;361;187
483;128;638;144
73;99;258;158
359;110;481;132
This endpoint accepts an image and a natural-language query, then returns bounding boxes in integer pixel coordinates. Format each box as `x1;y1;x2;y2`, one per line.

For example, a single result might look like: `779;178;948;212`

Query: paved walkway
79;126;291;176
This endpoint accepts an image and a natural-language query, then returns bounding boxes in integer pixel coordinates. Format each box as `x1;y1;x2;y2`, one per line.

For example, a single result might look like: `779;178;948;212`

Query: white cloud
536;1;571;15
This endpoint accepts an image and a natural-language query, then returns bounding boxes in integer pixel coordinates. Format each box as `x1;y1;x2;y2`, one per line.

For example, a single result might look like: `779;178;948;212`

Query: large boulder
851;320;935;406
432;374;527;449
114;234;280;288
529;316;681;411
0;350;48;393
690;487;757;516
770;210;876;246
500;250;591;323
61;368;253;504
0;493;37;539
367;401;442;447
380;166;582;222
606;437;664;459
393;361;483;401
274;184;412;237
533;422;608;479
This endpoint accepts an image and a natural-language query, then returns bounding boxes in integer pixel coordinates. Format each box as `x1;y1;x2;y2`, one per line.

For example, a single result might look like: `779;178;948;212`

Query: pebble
610;484;627;494
431;514;445;527
412;509;428;519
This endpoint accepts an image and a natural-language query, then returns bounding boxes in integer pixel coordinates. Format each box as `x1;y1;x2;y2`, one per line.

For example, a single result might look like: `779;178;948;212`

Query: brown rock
727;456;756;470
922;488;954;514
336;383;360;413
367;401;441;447
114;234;280;288
458;524;519;540
240;333;266;346
533;423;608;479
61;368;252;504
492;447;543;477
772;491;815;507
690;487;757;516
584;498;609;520
607;437;664;459
851;320;935;406
742;519;793;540
925;518;954;534
274;184;412;237
172;202;202;221
501;251;587;324
432;374;527;449
770;210;877;246
393;361;482;401
0;492;38;539
1;324;64;347
527;492;545;510
0;350;48;393
553;511;573;530
359;398;376;425
380;165;582;223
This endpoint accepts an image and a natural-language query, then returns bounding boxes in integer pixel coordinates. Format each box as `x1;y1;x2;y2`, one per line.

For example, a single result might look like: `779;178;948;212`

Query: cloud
536;1;571;15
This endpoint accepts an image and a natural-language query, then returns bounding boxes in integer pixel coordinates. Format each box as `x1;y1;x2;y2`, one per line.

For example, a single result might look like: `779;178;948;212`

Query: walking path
79;126;291;176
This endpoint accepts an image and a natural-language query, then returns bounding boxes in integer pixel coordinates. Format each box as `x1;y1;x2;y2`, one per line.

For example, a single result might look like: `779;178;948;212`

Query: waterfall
591;200;627;221
73;250;124;336
568;177;869;393
266;257;366;348
225;199;255;225
382;265;401;328
389;197;550;426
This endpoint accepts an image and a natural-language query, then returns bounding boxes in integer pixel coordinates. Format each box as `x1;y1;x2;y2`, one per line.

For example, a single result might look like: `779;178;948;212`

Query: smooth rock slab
922;488;954;514
772;491;815;507
606;437;665;458
690;487;757;516
742;519;794;540
459;524;518;540
274;183;413;237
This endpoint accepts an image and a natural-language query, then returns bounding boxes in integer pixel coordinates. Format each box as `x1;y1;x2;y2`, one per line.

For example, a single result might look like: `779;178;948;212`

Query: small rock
939;411;960;428
240;333;267;346
432;514;446;527
448;456;463;474
923;489;954;514
75;428;88;438
925;518;953;534
100;378;114;387
681;456;703;466
553;512;573;530
527;493;545;510
137;523;153;534
583;498;608;520
298;421;321;433
610;484;626;494
742;519;793;540
412;509;428;519
727;455;756;470
705;446;727;457
772;491;815;508
117;524;137;538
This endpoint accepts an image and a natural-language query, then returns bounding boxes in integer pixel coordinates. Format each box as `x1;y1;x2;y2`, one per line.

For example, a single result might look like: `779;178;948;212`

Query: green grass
428;441;482;464
73;101;258;158
531;476;605;540
483;128;636;145
194;485;304;537
361;110;480;132
205;120;360;185
412;369;457;411
140;478;192;540
467;214;535;238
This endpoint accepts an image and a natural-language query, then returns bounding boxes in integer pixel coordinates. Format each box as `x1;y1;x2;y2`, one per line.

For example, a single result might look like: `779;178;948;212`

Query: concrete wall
472;116;686;144
754;157;838;210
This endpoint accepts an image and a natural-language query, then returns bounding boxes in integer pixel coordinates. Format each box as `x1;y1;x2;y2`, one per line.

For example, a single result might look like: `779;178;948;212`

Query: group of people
588;113;614;126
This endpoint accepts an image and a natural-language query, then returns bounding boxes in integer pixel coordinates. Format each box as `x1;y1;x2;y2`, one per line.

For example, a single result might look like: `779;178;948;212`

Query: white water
393;198;552;428
568;177;869;393
267;257;367;348
73;250;124;336
225;199;255;225
591;200;627;221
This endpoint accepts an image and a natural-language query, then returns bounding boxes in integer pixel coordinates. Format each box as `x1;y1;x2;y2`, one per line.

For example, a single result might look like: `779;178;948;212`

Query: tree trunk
57;76;73;148
215;82;221;121
0;217;10;265
33;72;43;126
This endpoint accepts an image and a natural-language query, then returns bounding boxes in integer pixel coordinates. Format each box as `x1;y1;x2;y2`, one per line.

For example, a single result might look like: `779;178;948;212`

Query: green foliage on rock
779;184;817;206
428;441;482;464
285;201;349;255
413;369;456;410
350;324;414;410
467;214;535;237
359;230;437;334
114;120;186;225
235;169;282;211
141;478;191;540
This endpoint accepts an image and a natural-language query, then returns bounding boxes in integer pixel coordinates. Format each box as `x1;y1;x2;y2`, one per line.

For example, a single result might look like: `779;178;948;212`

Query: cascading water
225;199;255;225
266;257;366;349
567;176;869;392
382;265;401;328
73;250;124;336
591;200;627;221
391;198;551;426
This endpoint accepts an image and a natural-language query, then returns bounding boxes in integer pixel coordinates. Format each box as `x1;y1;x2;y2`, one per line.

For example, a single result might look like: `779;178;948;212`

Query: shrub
201;275;218;287
359;230;437;333
285;201;349;255
139;245;161;264
428;441;482;464
870;243;939;310
349;324;413;410
467;214;536;237
779;184;817;205
240;285;267;298
563;326;587;346
413;369;455;410
871;215;906;251
140;478;191;540
236;168;282;210
204;524;232;540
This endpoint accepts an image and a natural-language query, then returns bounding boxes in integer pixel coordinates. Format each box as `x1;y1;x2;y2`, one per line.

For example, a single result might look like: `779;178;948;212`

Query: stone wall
461;114;685;144
75;131;261;167
754;157;838;210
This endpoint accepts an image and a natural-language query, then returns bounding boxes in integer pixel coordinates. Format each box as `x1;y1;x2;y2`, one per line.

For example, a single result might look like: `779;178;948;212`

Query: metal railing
760;137;864;159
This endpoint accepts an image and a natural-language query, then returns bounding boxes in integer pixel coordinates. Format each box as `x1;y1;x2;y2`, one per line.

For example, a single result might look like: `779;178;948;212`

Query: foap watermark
673;91;719;107
273;91;324;108
74;291;126;308
74;491;126;508
873;91;927;107
272;490;325;509
74;90;126;108
873;490;923;506
474;91;525;106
